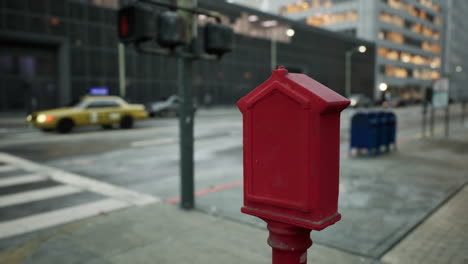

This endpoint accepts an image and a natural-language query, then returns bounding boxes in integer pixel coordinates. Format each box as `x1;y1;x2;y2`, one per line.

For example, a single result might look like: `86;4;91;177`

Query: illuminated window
422;42;441;53
386;32;404;44
381;13;440;40
280;0;335;15
400;52;411;63
387;50;399;60
379;12;405;27
378;47;441;68
429;57;441;68
378;47;388;57
420;0;441;12
306;11;358;27
413;69;440;80
386;0;440;25
411;23;422;33
384;65;408;78
412;55;427;65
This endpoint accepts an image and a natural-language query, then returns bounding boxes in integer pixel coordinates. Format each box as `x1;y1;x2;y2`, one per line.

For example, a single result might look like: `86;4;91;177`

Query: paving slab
0;202;373;264
382;184;468;264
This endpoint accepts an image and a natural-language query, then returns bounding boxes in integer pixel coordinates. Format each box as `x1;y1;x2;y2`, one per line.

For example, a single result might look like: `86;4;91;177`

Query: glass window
306;11;358;27
86;100;121;108
0;56;15;74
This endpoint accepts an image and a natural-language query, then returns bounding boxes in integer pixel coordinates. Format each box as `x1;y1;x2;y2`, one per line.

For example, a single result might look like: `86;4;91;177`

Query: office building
281;0;444;102
0;0;375;112
443;0;468;101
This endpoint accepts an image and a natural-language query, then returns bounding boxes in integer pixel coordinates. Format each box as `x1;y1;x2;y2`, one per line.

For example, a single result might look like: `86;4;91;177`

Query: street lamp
345;45;366;97
286;28;295;37
379;82;388;92
271;27;295;70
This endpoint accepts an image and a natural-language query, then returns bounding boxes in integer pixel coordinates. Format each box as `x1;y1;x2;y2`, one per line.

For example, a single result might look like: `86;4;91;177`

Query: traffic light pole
178;0;196;210
119;0;231;210
118;43;126;98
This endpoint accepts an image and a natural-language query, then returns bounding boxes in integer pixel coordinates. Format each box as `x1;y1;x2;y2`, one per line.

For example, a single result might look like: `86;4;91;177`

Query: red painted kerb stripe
167;181;243;204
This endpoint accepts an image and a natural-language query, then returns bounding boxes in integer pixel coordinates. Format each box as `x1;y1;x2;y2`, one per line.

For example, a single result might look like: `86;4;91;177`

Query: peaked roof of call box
237;66;350;114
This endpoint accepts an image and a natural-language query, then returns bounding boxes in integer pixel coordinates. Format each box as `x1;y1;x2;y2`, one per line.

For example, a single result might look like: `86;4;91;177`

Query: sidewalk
0;202;372;264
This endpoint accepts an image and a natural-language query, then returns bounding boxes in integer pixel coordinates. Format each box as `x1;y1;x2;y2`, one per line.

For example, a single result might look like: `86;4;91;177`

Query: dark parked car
349;94;372;108
382;97;406;108
146;95;197;117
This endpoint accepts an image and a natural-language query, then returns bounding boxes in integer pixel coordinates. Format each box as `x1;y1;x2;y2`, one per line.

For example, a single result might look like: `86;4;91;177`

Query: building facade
282;0;444;102
443;0;468;101
0;0;375;113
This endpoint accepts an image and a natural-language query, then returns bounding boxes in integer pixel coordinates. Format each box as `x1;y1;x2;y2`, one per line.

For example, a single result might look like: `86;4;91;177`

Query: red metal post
266;221;312;264
238;67;349;264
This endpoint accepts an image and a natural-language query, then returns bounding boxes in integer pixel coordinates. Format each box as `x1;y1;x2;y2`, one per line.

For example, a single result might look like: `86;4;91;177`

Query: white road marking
0;126;177;148
131;137;178;148
0;185;82;208
0;198;128;240
0;152;159;206
0;164;17;173
0;174;47;188
47;170;158;206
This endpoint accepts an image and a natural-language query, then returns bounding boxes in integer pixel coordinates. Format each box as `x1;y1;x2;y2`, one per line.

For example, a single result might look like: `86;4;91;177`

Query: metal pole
445;104;450;138
430;104;435;136
178;0;196;210
422;101;427;138
462;101;466;127
345;52;351;98
271;38;277;71
267;221;312;264
118;43;126;98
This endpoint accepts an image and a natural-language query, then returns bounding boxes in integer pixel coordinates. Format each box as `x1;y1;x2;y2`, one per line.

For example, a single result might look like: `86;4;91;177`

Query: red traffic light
117;6;152;44
119;15;129;37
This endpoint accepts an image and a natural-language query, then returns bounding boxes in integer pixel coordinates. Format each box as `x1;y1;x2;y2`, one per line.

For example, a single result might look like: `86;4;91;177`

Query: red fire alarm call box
237;66;349;230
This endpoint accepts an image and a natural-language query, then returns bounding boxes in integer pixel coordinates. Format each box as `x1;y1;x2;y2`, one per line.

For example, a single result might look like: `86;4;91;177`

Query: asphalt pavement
0;105;467;263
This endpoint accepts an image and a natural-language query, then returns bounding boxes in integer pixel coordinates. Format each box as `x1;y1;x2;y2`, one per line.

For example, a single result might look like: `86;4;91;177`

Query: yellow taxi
27;96;148;133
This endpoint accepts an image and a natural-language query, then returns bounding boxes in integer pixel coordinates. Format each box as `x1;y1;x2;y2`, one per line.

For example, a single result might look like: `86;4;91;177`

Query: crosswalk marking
0;198;128;240
0;185;82;208
48;170;158;206
0;152;159;206
0;152;160;240
0;165;17;173
0;173;47;188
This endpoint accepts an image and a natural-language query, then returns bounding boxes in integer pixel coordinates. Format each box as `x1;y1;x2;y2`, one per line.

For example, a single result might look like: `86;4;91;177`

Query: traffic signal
117;5;153;43
204;23;233;56
157;11;187;48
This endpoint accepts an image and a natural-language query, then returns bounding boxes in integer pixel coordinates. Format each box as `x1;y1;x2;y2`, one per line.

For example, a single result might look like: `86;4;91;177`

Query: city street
1;105;467;262
1;0;467;263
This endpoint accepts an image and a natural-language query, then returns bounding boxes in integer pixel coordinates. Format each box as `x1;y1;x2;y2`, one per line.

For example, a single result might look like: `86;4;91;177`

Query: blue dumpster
377;111;389;152
387;112;397;149
350;112;380;156
368;112;380;155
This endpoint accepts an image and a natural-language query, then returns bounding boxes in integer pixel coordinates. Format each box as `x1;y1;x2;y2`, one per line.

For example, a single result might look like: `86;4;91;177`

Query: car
382;97;406;108
27;95;148;133
349;94;372;108
146;95;197;117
